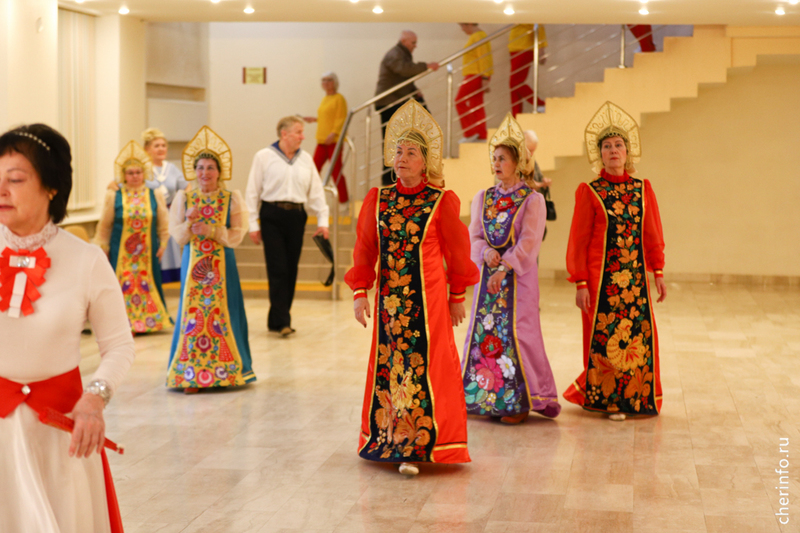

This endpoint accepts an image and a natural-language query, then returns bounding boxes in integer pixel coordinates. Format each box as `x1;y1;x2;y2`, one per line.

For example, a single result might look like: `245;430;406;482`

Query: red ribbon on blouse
0;247;50;316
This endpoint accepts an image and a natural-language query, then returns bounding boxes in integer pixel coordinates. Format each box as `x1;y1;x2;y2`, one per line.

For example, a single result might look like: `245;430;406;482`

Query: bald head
524;130;539;154
400;30;418;53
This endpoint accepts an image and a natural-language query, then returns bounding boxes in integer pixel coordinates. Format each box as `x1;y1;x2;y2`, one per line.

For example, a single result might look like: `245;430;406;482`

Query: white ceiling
62;0;800;25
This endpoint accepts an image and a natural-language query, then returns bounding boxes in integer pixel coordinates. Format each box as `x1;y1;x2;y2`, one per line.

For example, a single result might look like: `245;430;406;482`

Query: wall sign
243;67;267;85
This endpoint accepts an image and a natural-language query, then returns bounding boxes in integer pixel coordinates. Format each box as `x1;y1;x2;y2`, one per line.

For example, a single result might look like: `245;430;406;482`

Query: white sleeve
245;151;264;233
169;189;192;246
213;190;249;248
305;158;330;228
86;249;136;396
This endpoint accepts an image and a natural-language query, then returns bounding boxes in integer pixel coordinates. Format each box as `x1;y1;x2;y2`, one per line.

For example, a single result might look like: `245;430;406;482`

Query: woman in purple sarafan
461;113;560;425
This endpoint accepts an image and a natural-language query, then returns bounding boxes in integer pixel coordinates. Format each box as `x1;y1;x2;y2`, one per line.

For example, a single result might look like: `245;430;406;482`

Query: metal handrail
322;23;516;191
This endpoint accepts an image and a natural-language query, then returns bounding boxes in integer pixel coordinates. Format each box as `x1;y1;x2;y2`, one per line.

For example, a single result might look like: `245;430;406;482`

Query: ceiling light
504;6;515;15
350;0;359;3
493;0;503;3
210;0;220;4
244;6;254;13
789;0;798;4
776;6;785;14
118;6;129;14
639;6;649;14
373;6;383;13
75;0;85;4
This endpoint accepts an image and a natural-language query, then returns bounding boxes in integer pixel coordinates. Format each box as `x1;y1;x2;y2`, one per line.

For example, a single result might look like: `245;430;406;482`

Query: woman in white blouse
166;126;255;393
0;123;135;532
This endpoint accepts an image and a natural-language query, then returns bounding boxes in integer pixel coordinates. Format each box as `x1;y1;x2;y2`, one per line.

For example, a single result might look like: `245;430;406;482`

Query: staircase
234;213;356;300
443;25;800;215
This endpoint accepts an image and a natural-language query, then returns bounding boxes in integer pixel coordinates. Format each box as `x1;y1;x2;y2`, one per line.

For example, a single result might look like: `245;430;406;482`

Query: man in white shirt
246;116;330;337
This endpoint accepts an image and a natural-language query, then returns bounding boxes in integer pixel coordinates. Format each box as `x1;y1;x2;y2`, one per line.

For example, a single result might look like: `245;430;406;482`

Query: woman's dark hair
0;124;72;224
194;152;221;172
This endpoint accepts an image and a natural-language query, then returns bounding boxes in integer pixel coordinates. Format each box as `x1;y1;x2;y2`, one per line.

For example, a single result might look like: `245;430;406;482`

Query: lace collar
0;221;59;251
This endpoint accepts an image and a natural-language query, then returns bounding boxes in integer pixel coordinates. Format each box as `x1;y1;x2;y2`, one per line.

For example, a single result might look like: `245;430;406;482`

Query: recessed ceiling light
244;6;254;13
789;0;798;4
493;0;503;3
75;0;85;4
373;6;383;13
776;6;785;14
350;0;359;3
118;6;129;14
504;6;515;15
210;0;220;4
639;6;649;15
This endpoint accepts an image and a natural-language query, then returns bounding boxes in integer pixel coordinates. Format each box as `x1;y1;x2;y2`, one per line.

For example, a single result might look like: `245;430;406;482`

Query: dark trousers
379;96;428;186
259;202;307;330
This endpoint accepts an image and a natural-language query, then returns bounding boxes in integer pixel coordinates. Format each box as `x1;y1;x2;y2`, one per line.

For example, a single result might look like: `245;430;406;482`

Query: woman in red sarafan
563;102;667;422
346;100;479;476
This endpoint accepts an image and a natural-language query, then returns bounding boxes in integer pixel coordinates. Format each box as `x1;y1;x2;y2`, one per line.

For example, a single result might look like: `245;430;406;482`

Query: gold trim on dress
182;126;233;181
418;186;445;462
114;140;152;184
584;101;641;174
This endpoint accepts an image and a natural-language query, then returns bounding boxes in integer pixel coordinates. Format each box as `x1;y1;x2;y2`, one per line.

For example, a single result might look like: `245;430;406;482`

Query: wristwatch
497;264;510;273
84;379;112;406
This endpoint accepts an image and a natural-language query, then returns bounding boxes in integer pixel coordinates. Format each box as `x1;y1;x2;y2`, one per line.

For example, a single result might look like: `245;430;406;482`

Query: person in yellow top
508;24;547;117
303;72;349;202
456;23;493;142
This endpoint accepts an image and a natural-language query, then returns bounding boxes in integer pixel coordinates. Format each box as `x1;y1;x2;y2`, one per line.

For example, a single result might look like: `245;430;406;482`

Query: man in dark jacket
375;30;439;185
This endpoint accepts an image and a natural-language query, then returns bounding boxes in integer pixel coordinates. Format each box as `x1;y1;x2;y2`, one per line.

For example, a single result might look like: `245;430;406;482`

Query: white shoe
398;462;419;476
458;134;480;144
608;413;626;421
536;105;546;113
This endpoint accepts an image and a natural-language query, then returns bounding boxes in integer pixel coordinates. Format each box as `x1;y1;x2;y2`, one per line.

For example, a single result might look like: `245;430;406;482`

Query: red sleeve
345;188;380;299
566;183;596;286
642;179;665;276
437;190;480;303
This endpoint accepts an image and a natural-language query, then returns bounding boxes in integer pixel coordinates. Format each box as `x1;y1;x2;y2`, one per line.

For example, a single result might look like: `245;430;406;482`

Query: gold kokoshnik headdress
182;126;233;181
114;140;152;183
384;99;444;180
489;112;535;177
584;101;641;174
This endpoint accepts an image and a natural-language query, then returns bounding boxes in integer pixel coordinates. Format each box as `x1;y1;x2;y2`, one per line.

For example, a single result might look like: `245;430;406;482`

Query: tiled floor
79;279;800;532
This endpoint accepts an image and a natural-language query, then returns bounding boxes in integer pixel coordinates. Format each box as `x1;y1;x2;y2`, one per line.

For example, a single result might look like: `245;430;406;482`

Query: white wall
0;0;58;130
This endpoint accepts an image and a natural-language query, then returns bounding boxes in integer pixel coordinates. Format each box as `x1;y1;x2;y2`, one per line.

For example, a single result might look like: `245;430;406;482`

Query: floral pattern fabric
166;189;251;389
463;185;531;416
584;177;657;414
115;187;171;333
361;186;443;462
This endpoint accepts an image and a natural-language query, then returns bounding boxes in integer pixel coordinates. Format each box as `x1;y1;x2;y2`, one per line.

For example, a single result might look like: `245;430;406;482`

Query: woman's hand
655;276;667;303
191;222;212;237
303;116;317;123
106;179;120;192
484;249;501;268
354;296;370;327
69;393;105;458
156;246;166;260
487;271;506;294
325;133;336;145
576;287;590;315
185;207;200;223
450;301;466;327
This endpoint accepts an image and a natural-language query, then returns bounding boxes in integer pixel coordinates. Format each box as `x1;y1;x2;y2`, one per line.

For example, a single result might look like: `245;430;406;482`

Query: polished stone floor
79;280;800;533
